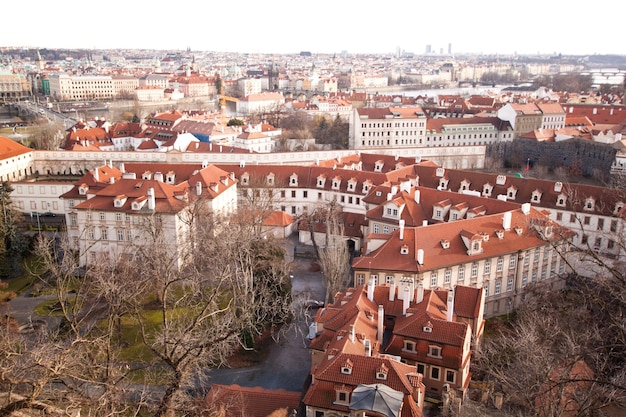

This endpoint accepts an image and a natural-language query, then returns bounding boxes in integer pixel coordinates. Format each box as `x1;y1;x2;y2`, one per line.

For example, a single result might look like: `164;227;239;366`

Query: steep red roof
205;384;300;417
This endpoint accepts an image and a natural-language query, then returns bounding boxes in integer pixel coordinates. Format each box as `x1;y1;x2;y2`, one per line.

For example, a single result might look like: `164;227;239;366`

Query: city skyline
2;0;624;56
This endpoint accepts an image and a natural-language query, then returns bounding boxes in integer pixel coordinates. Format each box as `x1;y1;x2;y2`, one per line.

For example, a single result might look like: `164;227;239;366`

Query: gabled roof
0;136;32;160
205;384;300;417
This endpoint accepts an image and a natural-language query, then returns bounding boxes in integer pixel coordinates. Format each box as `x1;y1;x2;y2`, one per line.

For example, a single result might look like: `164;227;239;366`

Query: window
569;214;576;223
471;263;478;277
431;366;440;380
495;281;501;294
99;212;105;221
496;257;503;272
88;227;95;240
509;256;516;269
556;212;563;221
69;213;77;227
445;370;456;383
484;284;489;297
87;212;92;221
597;218;604;231
484;260;491;275
430;272;437;287
417;364;425;375
507;278;514;292
583;216;591;226
356;274;365;286
444;270;451;283
428;346;442;358
126;230;132;241
303;191;308;198
404;340;416;352
315;411;324;417
101;228;108;240
125;213;130;222
117;229;124;241
291;190;296;198
458;266;465;281
524;252;530;266
373;224;380;234
610;220;618;232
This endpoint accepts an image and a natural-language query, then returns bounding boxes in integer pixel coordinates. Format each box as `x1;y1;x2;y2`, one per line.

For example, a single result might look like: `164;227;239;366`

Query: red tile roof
0;136;32;160
205;384;300;417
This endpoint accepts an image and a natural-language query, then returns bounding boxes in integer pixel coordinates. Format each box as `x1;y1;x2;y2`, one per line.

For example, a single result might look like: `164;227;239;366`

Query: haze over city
2;0;624;56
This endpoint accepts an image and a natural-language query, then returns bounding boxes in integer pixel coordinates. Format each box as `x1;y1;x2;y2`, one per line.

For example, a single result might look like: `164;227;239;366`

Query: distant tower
425;44;432;54
448;43;452;54
35;49;44;71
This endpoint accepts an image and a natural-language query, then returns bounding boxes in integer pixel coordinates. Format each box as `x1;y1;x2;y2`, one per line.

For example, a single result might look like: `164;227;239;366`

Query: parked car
42;212;56;217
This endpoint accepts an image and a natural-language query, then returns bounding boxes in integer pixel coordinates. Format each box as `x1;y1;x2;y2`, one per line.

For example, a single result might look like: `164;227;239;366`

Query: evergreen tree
0;182;26;278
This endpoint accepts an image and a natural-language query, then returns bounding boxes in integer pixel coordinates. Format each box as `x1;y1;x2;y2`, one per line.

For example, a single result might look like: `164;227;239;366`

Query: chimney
377;305;384;344
364;339;372;357
109;177;115;184
367;277;375;301
108;160;112;168
417;249;424;265
93;168;99;182
119;162;125;173
387;193;392;201
447;288;454;322
502;211;512;230
196;181;202;196
389;278;395;302
154;172;164;182
399;219;405;240
147;188;155;210
521;203;531;215
422;220;428;227
403;286;411;315
349;324;355;343
417;283;424;303
209;142;213;151
414;189;420;204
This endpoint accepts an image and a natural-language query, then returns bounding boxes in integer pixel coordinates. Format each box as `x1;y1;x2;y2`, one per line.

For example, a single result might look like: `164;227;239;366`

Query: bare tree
305;202;352;304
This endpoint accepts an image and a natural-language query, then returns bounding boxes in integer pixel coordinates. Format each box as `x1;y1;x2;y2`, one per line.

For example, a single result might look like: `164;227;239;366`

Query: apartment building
308;281;483;400
236;92;285;115
496;103;544;136
352;204;570;317
60;162;237;267
48;74;115;101
424;117;514;147
349;107;428;150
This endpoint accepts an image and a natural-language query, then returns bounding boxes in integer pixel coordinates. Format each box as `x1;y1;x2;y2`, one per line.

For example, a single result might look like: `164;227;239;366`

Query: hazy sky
2;0;623;55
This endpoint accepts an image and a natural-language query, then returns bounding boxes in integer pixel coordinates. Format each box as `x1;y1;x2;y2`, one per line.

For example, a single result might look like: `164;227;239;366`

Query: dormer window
496;174;507;185
554;181;563;192
340;358;353;375
332;177;341;190
556;193;567;207
514;225;523;236
436;167;445;177
376;363;389;380
400;244;409;255
438;178;449;190
531;189;542;203
495;229;504;239
362;181;372;194
472;239;482;253
335;387;350;405
114;195;127;208
423;322;433;333
374;161;384;172
615;202;624;215
375;191;382;197
428;345;442;358
584;197;595;211
459;179;470;192
347;179;356;191
403;340;416;352
78;184;88;195
289;174;298;187
507;186;518;200
165;171;176;184
441;240;450;249
241;172;249;185
317;175;326;188
142;171;152;180
482;183;493;197
266;173;275;186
